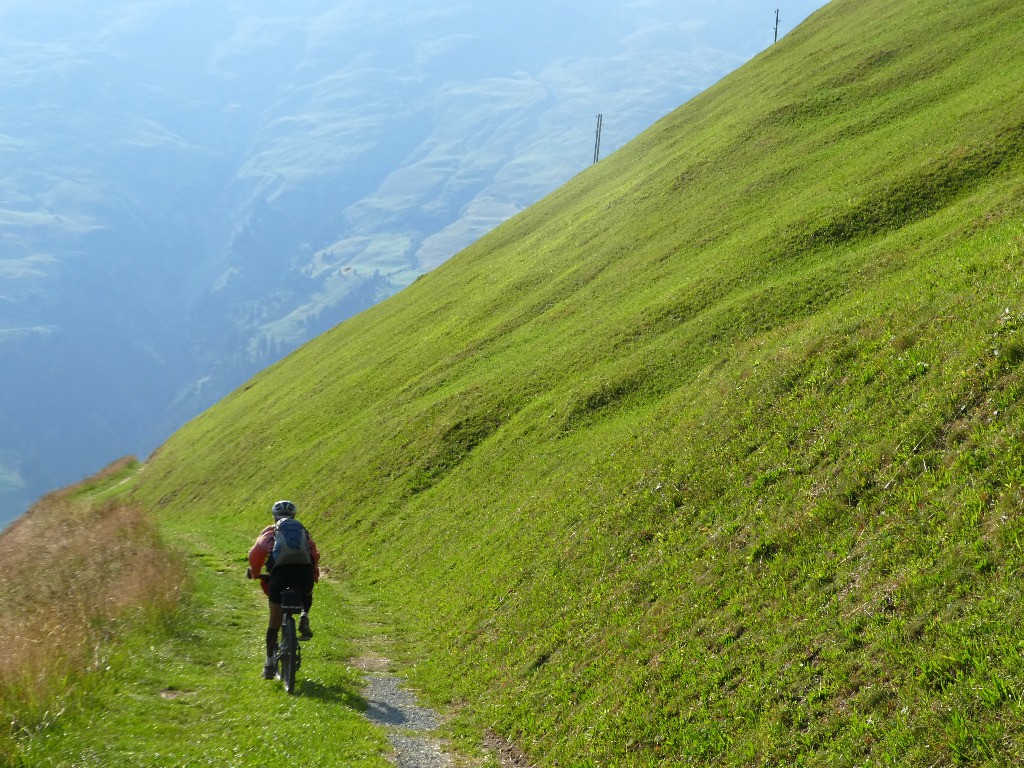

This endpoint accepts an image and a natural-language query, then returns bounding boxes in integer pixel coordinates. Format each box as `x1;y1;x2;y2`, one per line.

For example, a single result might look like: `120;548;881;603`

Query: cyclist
247;500;321;680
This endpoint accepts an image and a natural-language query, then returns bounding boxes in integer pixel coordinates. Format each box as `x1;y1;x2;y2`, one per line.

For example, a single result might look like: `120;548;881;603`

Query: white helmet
272;500;297;519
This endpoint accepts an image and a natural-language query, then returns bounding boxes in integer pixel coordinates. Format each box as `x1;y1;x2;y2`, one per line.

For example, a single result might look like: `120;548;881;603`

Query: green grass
11;0;1024;764
0;471;186;765
9;500;395;767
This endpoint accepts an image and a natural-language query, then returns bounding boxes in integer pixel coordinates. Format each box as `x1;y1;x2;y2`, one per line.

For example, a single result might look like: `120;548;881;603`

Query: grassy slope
0;461;185;764
45;0;1024;764
4;465;393;768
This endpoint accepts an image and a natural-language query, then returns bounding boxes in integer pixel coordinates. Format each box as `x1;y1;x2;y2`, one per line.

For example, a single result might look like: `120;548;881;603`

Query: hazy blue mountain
0;0;827;526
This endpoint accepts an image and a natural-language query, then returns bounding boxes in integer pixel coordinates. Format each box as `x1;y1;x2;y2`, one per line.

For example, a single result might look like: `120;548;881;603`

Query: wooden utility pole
593;113;603;164
774;9;780;43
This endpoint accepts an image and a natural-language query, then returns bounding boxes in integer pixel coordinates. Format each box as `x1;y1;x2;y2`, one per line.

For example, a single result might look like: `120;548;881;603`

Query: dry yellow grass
0;459;185;758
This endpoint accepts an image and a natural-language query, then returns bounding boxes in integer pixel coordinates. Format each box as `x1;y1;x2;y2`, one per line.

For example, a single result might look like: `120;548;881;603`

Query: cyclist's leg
298;608;312;640
263;601;283;677
264;572;289;678
298;565;315;639
267;601;283;649
269;601;283;629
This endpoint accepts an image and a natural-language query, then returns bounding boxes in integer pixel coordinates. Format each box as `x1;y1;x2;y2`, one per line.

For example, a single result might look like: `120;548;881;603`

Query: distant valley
0;0;825;524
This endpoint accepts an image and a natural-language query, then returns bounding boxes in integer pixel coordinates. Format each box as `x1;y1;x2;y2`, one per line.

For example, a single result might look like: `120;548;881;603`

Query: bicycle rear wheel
281;614;298;694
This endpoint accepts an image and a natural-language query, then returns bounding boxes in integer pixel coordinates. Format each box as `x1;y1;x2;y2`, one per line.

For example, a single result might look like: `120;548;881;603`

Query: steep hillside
1;0;811;527
121;0;1024;764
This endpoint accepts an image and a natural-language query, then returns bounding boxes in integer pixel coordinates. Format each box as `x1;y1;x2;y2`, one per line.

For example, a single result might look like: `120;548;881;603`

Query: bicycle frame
277;587;304;694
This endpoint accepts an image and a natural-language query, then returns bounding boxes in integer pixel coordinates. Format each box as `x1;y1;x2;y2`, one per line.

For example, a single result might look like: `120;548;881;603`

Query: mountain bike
276;586;304;694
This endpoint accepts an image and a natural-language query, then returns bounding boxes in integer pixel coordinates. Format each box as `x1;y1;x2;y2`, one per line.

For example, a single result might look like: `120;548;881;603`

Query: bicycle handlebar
246;566;268;579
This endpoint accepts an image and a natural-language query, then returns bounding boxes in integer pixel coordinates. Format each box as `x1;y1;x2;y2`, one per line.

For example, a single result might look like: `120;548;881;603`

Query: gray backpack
272;517;312;567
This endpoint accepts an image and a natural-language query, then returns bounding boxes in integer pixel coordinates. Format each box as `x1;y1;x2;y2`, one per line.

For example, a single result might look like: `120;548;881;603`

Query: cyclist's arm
308;535;321;581
248;526;275;577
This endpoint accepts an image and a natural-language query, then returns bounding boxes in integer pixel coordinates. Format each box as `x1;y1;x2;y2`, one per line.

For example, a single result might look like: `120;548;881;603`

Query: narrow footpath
353;655;533;768
364;668;450;767
352;654;450;767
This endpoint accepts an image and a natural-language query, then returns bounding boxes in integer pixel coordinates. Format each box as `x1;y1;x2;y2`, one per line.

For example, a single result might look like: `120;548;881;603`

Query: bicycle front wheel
281;615;298;694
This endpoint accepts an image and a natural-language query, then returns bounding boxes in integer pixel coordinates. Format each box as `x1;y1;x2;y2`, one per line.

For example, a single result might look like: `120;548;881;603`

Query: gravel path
360;661;452;768
354;654;534;768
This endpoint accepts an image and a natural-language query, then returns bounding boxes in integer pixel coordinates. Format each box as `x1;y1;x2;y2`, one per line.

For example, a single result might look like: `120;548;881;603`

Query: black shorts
268;564;315;609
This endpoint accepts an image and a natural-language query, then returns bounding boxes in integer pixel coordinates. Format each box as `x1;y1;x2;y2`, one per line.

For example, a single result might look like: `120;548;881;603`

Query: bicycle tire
281;614;298;694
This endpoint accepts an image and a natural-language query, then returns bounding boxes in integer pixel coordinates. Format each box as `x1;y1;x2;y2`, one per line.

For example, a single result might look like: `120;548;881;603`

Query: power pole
774;8;780;43
593;113;603;164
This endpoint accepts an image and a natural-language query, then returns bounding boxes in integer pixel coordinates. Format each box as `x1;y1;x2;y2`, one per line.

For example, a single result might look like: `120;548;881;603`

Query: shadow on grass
295;679;367;709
